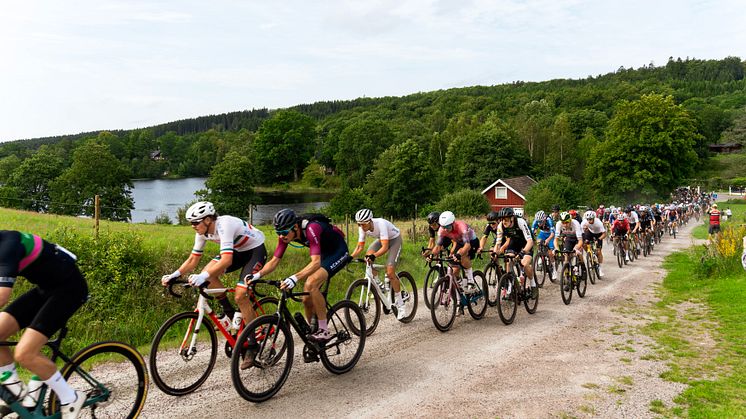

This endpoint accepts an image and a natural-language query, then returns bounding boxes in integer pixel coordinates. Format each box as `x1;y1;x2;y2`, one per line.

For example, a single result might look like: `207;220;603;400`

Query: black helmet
551;204;560;211
625;205;633;213
497;207;514;219
486;211;500;222
426;211;441;224
273;208;297;231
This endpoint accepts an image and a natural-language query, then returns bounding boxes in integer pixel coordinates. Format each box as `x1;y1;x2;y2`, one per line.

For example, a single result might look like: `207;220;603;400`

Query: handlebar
349;258;386;269
247;279;310;299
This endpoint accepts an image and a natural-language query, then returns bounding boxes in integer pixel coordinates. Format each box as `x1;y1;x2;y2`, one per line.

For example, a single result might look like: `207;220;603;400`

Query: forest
0;56;744;221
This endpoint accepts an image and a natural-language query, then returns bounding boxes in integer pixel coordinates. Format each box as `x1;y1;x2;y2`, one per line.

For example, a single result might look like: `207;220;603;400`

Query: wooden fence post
94;195;100;239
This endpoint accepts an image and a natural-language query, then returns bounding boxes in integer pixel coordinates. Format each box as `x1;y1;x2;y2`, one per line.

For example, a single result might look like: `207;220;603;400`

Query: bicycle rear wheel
533;254;548;288
484;263;499;307
560;264;573;305
392;271;418;323
231;314;293;403
466;270;488;320
345;278;381;336
422;264;442;309
497;273;517;325
585;253;596;284
430;276;457;332
320;300;367;374
149;311;217;396
50;341;148;419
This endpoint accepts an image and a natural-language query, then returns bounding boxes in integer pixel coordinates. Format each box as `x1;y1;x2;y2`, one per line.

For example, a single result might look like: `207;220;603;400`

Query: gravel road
139;222;700;418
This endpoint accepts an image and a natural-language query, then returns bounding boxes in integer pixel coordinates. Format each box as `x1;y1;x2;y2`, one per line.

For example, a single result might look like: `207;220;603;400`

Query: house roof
481;175;538;200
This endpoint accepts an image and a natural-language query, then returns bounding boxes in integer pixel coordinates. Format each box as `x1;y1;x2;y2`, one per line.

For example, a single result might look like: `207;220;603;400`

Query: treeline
1;56;745;221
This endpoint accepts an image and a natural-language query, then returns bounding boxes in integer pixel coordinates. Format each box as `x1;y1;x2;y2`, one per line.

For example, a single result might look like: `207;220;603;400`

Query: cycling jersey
437;220;477;246
555;219;583;241
612;219;629;236
531;218;555;234
192;215;265;257
357;218;400;243
580;219;606;235
497;217;533;254
274;219;349;277
627;211;639;226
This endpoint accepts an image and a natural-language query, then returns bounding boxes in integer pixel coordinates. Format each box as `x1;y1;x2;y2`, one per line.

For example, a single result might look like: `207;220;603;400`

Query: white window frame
495;186;508;200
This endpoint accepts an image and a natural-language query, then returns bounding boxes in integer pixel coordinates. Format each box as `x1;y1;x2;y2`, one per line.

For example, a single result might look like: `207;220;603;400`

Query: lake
130;178;332;225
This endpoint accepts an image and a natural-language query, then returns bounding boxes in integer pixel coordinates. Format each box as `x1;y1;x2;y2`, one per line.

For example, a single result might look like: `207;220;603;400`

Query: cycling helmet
426;211;441;224
584;210;596;220
534;210;546;221
625;205;633;212
486;211;500;222
355;208;373;223
186;201;216;222
559;212;572;222
618;213;627;221
273;208;298;231
439;211;456;227
497;207;514;219
569;209;578;218
551;204;560;211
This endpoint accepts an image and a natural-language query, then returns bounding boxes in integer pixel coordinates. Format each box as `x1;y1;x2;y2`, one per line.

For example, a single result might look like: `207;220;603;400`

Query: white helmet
439;211;455;227
584;210;596;220
354;208;373;223
186;201;215;222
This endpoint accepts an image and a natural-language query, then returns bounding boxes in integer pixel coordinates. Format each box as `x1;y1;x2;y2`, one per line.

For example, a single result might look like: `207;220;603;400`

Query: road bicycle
496;251;539;325
532;241;556;287
583;239;601;284
558;249;587;305
149;279;278;396
345;258;418;336
642;228;654;257
480;250;504;307
231;278;366;403
0;326;147;418
429;255;488;332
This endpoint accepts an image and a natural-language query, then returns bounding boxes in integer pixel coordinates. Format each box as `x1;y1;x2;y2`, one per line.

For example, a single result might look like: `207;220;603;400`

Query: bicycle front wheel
560;264;573;305
422;264;442;309
585;253;596;284
392;271;418;323
533;254;547;287
484;263;499;307
466;270;488;320
149;311;217;396
320;300;367;374
231;314;293;403
616;242;623;268
430;276;456;332
497;273;517;325
345;278;381;336
50;341;148;419
524;276;539;314
576;265;588;298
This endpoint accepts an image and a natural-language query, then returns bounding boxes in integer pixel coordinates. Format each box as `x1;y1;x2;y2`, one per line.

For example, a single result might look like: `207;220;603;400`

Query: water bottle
231;312;243;332
383;275;390;293
217;313;231;331
294;312;311;335
0;371;26;401
21;376;42;408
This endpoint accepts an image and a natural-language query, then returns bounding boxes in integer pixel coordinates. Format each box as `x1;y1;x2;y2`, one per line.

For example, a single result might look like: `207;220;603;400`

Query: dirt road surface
140;222;700;418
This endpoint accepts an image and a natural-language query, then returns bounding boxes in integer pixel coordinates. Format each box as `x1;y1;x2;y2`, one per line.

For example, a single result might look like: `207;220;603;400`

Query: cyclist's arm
293;254;322;281
478;235;488;253
0;287;11;307
176;253;202;276
257;255;282;277
350;241;365;259
372;239;390;257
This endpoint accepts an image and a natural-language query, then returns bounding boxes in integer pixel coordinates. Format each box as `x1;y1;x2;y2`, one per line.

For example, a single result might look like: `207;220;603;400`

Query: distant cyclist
493;207;537;297
532;210;557;280
350;209;408;320
581;210;606;277
429;211;479;292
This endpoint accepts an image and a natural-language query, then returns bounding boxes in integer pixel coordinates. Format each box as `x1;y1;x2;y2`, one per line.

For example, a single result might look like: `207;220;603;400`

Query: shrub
325;187;372;220
434;189;490;217
697;225;746;277
154;212;172;224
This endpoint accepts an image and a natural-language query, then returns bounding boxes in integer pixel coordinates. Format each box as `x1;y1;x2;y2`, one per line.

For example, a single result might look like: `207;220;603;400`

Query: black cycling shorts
5;264;88;338
454;238;480;260
320;243;351;279
563;237;579;253
582;231;604;249
226;246;268;287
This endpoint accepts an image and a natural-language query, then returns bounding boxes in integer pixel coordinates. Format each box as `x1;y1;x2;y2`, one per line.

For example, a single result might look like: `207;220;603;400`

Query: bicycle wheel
149;311;217;396
524;275;539;314
560;264;573;305
422;264;442;309
533;254;547;288
257;296;279;316
49;341;148;419
320;300;367;374
466;270;488;320
616;242;623;268
484;263;500;307
585;252;596;284
231;314;293;403
576;264;588;298
497;273;517;325
391;271;418;323
430;276;456;332
345;278;381;336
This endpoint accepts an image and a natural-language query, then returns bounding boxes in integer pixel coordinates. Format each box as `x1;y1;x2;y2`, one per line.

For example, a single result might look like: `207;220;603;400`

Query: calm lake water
130;178;332;225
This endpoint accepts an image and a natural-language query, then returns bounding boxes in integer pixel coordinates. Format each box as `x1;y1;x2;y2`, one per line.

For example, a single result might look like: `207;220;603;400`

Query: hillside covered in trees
1;56;745;221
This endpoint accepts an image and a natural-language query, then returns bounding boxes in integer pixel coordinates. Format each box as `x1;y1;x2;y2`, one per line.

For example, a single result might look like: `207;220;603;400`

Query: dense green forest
1;56;745;221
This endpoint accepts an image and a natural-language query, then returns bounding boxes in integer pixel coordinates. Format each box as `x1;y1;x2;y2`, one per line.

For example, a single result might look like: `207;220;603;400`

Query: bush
154;212;172;224
434;189;490;217
697;225;746;277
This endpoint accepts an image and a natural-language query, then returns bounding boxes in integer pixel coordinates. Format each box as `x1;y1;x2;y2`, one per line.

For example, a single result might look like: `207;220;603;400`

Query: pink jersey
437;220;477;245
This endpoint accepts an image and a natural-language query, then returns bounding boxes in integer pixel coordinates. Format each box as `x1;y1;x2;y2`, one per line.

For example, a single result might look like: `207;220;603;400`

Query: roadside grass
641;249;746;417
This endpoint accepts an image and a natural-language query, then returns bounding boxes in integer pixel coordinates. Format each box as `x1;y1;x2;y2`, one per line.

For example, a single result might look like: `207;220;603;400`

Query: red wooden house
481;176;537;217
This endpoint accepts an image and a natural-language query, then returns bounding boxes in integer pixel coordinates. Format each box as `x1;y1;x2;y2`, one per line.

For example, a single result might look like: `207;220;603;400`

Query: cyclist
0;231;88;418
251;209;350;346
350;209;407;320
477;211;500;254
550;205;561;224
160;201;267;341
638;206;656;247
666;203;679;235
624;205;641;253
430;211;479;293
531;210;557;280
422;212;449;256
612;213;631;262
581;210;606;277
554;211;583;265
493;207;537;297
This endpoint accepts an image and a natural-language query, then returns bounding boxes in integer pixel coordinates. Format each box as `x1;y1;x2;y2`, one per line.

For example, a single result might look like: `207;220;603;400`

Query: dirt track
140;222;700;418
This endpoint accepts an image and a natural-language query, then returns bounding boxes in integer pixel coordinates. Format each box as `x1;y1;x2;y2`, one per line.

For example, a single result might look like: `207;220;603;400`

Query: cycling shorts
320;243;351;279
232;245;269;287
562;237;578;253
454;238;480;260
537;231;555;250
582;231;604;249
367;235;402;267
5;263;88;338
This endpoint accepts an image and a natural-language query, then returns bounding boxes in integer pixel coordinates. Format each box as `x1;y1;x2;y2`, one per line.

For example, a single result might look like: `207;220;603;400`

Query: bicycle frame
353;260;393;312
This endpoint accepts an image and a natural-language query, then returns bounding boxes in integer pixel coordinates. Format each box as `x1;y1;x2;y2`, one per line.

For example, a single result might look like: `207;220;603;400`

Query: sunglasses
275;228;292;236
488;222;497;226
190;219;203;226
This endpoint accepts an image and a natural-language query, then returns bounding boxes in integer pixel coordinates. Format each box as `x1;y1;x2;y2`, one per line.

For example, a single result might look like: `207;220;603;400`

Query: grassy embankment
642;202;746;416
0;208;490;354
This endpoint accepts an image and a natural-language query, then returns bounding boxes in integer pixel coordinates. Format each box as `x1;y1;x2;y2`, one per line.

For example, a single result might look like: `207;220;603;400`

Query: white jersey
628;211;639;224
581;219;606;234
357;218;400;243
192;215;265;256
555;219;583;240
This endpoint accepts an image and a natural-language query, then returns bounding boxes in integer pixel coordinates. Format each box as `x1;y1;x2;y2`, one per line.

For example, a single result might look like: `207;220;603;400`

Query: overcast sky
1;0;744;142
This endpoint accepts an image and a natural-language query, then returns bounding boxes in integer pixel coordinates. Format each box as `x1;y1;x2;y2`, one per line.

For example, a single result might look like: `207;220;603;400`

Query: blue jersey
532;218;554;235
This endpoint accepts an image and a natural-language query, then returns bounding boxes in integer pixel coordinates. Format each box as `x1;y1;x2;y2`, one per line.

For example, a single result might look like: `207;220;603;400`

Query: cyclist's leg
234;246;268;326
307;247;350;338
384;236;403;294
202;257;235;317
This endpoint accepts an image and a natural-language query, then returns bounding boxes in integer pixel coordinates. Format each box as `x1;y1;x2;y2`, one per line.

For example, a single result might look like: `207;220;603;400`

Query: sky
1;0;744;142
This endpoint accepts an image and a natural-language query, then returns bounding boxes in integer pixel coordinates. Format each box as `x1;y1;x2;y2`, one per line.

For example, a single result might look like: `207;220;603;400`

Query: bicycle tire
466;270;488;320
391;271;418;323
320;300;367;374
149;311;217;396
532;254;547;288
49;341;148;418
524;275;538;314
231;314;293;403
576;264;588;298
345;278;381;336
257;296;279;316
497;273;517;325
585;252;596;284
484;263;500;307
560;264;573;305
422;264;442;309
430;276;456;332
616;241;623;268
